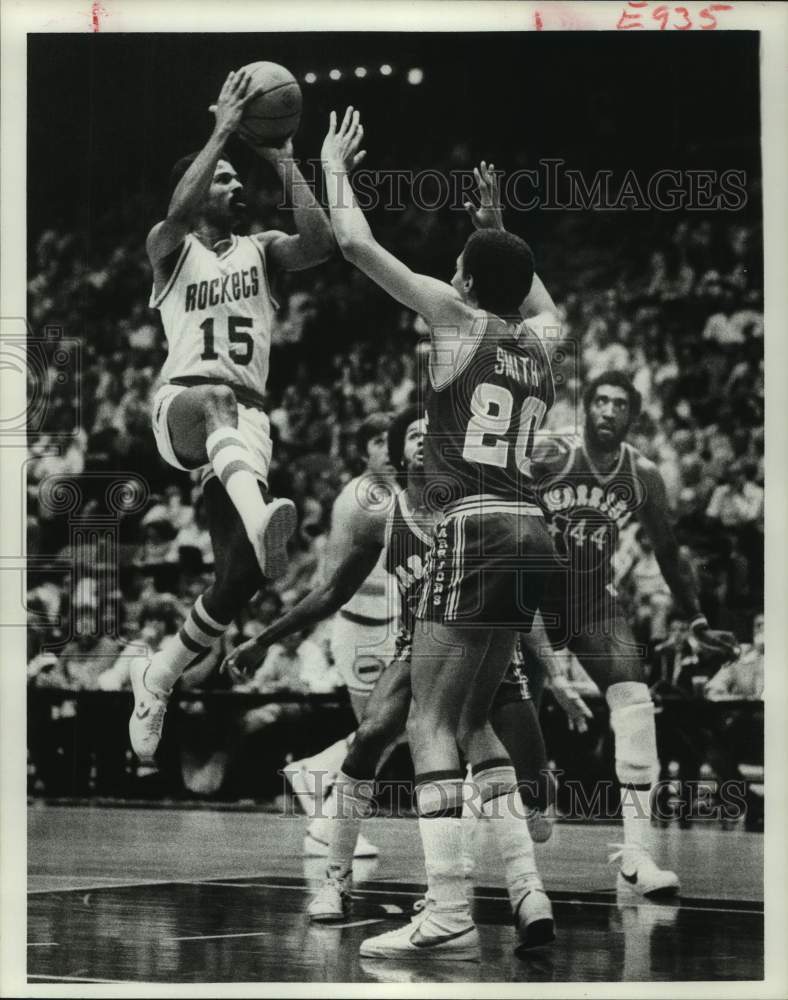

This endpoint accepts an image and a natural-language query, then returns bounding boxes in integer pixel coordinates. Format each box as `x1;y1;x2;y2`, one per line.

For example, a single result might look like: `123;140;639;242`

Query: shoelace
323;876;349;894
608;841;630;866
411;895;441;926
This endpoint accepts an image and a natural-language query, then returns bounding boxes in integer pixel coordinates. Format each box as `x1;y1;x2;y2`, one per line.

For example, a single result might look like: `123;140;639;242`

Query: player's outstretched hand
209;69;264;136
464;161;504;231
693;626;741;661
222;635;268;685
321;107;367;173
550;675;594;733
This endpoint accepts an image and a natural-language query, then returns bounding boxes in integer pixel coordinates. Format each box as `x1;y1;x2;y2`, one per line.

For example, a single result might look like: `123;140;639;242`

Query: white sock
206;426;266;552
147;596;227;692
461;765;481;865
325;771;373;876
475;762;539;910
607;681;658;858
620;786;653;856
308;788;338;843
416;774;468;912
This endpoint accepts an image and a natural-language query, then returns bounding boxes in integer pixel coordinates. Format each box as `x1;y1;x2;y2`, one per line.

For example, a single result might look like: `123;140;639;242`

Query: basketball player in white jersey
323;414;400;718
129;68;351;763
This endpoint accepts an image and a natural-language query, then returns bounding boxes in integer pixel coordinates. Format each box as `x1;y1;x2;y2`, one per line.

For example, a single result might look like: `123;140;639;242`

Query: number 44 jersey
424;313;556;505
150;233;278;396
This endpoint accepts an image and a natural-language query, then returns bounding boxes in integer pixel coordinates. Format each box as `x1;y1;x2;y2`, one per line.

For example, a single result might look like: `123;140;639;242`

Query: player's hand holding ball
321;107;367;173
209;69;265;138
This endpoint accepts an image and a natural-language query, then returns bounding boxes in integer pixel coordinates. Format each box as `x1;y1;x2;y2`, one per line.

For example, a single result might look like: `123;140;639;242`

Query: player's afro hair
169;153;201;198
387;405;423;487
582;370;642;422
461;229;535;316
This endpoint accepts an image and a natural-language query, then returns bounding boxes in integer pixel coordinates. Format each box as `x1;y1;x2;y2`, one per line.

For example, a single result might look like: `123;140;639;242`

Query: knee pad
606;682;658;785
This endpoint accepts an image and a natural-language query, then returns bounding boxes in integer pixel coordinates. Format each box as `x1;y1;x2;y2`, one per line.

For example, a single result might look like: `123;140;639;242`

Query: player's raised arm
320;108;468;327
223;497;387;680
465;160;559;324
636;456;739;657
146;69;261;266
246;137;334;271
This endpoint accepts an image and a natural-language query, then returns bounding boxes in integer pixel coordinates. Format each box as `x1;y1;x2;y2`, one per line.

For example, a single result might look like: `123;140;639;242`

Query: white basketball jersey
150;233;278;395
341;544;398;621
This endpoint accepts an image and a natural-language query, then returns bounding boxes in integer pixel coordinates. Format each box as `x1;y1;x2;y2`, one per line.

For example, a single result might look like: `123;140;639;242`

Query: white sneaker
360;901;480;962
513;880;555;952
610;844;680;897
307;869;353;922
129;658;169;764
304;829;379;859
256;498;297;580
526;807;554;844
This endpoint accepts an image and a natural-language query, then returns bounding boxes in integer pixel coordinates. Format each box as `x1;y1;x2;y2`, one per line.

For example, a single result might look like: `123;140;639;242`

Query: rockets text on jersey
424;312;556;506
150;233;278;397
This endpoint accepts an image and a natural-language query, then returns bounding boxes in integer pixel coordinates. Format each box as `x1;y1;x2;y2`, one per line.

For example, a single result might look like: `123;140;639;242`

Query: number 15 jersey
150;233;278;396
424;313;556;506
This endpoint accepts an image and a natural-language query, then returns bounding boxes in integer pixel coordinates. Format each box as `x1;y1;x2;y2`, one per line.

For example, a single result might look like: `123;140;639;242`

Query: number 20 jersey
150;233;278;395
424;313;556;506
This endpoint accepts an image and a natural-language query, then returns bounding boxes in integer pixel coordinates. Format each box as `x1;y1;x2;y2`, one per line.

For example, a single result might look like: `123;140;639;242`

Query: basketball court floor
27;804;763;985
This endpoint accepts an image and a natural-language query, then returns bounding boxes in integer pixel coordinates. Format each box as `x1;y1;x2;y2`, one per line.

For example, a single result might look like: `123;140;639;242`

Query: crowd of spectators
25;161;764;804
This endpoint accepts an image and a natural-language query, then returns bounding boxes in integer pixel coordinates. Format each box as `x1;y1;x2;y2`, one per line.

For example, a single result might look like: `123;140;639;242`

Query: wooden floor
27;805;763;984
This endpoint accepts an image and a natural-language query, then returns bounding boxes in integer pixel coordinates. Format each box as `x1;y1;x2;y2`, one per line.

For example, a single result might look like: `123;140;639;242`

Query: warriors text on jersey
424;313;556;506
537;433;646;624
150;233;278;398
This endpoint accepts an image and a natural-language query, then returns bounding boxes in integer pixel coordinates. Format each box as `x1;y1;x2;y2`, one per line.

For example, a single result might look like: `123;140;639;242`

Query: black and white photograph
2;0;787;994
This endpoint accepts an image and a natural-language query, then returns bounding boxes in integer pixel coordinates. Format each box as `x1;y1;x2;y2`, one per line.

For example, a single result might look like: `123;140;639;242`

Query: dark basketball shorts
539;565;631;653
415;496;557;629
388;626;530;705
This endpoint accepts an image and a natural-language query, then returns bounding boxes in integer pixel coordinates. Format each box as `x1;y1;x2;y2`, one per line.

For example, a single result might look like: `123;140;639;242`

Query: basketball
238;61;302;145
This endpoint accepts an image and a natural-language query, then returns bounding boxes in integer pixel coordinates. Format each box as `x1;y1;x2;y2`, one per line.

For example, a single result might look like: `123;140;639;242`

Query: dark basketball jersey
537;434;645;608
384;489;434;639
424;313;555;505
